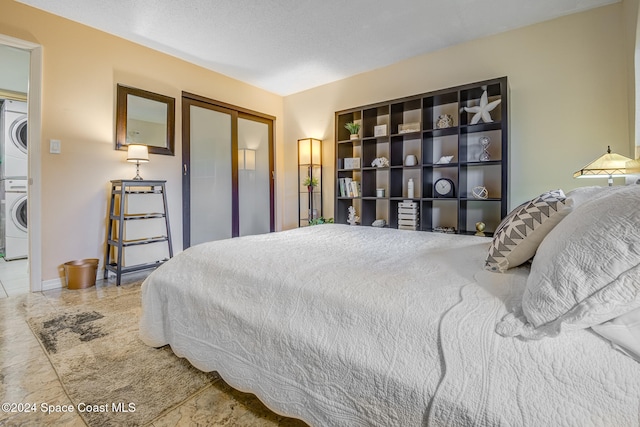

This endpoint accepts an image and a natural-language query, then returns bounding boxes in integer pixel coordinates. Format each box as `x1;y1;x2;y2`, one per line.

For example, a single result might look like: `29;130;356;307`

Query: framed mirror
116;84;175;155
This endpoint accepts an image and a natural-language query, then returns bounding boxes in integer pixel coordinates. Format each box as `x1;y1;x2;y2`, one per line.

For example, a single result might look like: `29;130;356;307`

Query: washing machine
4;179;27;260
1;99;28;179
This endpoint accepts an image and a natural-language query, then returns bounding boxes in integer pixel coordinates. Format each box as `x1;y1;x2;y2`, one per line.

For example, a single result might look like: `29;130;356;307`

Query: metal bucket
64;258;99;289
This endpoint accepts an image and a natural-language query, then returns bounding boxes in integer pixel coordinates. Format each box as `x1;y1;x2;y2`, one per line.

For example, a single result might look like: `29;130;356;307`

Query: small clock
434;178;455;198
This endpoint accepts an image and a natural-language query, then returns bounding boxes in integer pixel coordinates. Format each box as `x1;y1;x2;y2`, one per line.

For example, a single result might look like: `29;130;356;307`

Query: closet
181;93;275;248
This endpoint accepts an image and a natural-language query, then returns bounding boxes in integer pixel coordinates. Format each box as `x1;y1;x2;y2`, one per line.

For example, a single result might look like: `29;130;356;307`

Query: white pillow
485;189;572;272
522;185;640;330
564;185;610;208
592;307;640;362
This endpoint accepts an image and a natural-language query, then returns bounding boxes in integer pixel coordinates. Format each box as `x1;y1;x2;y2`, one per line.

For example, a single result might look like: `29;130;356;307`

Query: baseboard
40;268;106;292
41;277;63;291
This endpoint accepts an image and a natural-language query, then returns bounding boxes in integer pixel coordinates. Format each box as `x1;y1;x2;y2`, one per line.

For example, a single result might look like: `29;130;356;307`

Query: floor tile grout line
0;257;29;296
144;382;217;427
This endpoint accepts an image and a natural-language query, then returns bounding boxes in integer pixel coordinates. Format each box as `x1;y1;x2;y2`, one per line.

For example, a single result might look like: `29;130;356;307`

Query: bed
139;185;640;426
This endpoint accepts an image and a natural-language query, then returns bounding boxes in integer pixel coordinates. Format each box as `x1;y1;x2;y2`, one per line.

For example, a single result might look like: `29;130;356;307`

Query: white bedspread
429;269;640;426
140;224;640;426
140;224;487;426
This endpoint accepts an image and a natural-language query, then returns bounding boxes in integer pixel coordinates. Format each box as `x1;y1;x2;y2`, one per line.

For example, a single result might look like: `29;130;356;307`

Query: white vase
350;134;358;140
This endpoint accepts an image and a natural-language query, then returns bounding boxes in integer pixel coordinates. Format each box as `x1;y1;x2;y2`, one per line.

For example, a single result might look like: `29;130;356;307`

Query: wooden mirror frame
115;84;176;155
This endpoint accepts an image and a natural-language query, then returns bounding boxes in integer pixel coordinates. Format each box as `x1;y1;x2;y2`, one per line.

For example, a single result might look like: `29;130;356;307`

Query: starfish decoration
464;90;501;125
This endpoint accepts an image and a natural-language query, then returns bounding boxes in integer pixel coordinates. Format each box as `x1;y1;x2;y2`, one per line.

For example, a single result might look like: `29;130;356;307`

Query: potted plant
344;122;360;140
302;176;319;192
309;217;334;226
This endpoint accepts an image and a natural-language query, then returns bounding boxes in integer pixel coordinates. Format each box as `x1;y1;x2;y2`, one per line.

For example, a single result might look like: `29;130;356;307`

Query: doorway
0;45;28;296
181;93;275;248
0;34;43;294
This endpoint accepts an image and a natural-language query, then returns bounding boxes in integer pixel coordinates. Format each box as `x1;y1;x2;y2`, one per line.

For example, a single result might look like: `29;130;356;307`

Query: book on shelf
349;180;361;197
338;177;360;197
338;177;351;197
338;177;350;197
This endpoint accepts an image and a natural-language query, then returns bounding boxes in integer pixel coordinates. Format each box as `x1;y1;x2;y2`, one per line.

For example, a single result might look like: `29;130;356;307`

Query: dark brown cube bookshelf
334;77;509;235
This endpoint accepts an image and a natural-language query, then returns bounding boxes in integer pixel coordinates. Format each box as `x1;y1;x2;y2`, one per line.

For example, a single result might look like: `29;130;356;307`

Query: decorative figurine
434;226;456;234
475;222;486;237
464;90;501;125
436;114;454;129
405;154;417;166
372;219;386;228
435;155;454;164
347;206;360;225
371;157;390;167
479;136;491;162
472;186;489;199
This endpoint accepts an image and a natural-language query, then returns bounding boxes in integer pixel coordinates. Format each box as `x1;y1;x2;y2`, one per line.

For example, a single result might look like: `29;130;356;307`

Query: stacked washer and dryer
0;99;28;261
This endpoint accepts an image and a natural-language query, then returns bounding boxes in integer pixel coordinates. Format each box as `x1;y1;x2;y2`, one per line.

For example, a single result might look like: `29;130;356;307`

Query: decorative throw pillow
522;185;640;330
485;189;572;272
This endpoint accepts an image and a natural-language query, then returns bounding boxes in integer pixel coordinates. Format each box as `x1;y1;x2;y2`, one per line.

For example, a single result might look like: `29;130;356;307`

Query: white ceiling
18;0;618;96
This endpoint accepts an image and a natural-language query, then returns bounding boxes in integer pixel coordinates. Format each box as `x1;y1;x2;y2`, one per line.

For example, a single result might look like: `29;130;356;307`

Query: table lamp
573;146;633;186
127;144;149;180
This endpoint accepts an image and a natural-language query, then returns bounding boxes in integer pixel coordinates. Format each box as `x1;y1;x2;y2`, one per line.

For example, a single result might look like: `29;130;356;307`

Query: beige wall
624;0;640;153
0;0;284;284
283;3;630;230
1;0;633;283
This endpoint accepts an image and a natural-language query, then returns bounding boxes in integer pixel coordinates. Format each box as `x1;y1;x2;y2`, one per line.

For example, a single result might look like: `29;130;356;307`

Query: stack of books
398;200;419;230
338;178;361;198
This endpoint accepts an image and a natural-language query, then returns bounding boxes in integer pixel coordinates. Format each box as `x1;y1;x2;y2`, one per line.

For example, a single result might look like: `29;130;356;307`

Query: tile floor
0;257;29;298
0;270;309;426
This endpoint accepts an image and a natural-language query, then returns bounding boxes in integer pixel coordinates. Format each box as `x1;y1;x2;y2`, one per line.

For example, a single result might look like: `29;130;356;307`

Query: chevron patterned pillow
485;189;572;272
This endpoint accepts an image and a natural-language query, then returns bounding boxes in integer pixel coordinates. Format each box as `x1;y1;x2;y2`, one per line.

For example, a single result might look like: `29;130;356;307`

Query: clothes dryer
3;179;27;260
1;100;28;179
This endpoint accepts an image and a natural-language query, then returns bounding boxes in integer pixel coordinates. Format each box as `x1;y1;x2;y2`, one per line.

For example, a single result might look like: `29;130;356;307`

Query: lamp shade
626;158;640;174
298;138;322;165
573;146;632;185
127;144;149;163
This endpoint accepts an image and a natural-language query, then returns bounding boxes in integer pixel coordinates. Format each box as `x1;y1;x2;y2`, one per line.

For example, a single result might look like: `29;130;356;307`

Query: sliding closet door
182;93;274;249
238;115;273;237
183;100;235;247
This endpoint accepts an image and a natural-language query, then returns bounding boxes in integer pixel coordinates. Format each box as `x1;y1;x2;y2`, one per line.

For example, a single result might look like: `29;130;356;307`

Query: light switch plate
50;139;61;154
